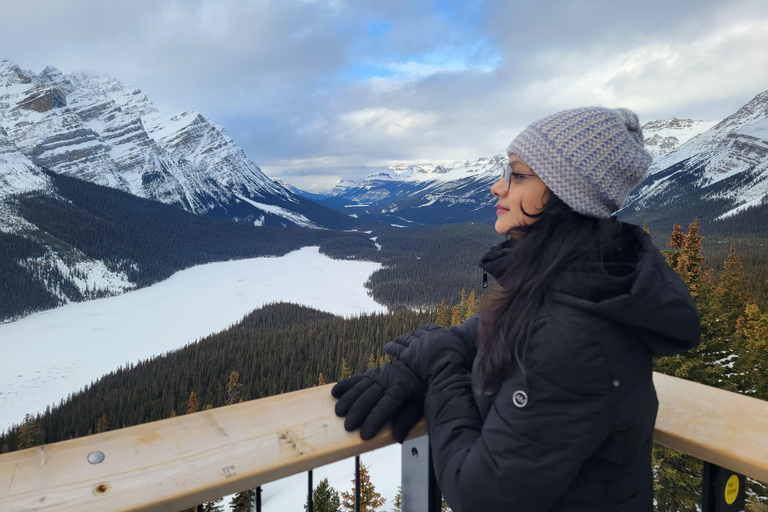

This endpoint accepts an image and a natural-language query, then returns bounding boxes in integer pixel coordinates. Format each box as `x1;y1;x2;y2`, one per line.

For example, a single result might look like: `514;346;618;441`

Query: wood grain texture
2;374;767;512
0;384;426;512
652;372;768;482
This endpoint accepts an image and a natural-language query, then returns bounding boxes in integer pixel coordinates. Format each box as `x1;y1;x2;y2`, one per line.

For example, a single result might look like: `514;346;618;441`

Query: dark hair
477;194;638;393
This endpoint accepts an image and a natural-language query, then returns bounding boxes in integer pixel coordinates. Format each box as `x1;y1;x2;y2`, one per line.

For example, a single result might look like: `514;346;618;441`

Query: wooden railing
1;374;767;512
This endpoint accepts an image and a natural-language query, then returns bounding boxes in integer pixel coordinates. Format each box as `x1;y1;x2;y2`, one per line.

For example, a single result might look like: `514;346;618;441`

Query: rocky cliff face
641;118;718;159
0;60;350;229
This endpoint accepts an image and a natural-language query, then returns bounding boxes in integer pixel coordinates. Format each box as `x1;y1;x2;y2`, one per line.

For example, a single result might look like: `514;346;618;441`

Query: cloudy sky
3;0;768;191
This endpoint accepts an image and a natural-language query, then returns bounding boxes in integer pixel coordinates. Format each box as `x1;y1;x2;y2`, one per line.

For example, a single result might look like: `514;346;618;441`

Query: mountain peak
712;89;768;132
641;118;719;159
0;60;32;87
37;65;67;85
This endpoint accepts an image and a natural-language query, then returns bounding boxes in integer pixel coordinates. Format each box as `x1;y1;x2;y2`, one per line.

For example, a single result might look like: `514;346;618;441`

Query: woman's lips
496;204;509;215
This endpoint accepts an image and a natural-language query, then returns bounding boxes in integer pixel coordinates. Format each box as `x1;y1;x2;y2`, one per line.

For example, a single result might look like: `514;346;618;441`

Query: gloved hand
332;359;426;443
383;324;473;388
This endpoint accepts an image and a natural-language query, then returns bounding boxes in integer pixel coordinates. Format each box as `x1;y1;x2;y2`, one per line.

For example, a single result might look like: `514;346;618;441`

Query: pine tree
653;221;733;512
653;449;702;512
675;219;708;303
712;245;747;335
655;221;722;387
201;498;224;512
341;462;386;512
663;224;685;270
187;391;200;414
435;299;451;328
230;488;255;512
95;414;109;433
340;358;351;380
465;289;478;320
392;486;402;512
734;303;768;399
305;478;341;512
455;289;468;323
450;305;460;327
17;414;44;449
226;371;243;405
391;485;450;512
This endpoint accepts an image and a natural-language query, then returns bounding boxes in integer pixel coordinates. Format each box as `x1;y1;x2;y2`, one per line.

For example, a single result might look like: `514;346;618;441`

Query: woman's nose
491;177;505;198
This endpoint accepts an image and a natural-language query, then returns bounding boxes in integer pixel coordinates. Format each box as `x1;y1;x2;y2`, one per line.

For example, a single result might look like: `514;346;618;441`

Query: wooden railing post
307;470;314;512
401;435;441;512
354;455;361;512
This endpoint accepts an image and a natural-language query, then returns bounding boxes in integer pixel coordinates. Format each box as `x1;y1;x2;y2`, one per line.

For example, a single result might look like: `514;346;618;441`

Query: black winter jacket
417;222;700;512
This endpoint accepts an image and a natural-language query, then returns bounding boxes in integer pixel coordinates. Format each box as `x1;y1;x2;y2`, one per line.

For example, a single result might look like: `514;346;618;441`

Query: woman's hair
477;194;638;393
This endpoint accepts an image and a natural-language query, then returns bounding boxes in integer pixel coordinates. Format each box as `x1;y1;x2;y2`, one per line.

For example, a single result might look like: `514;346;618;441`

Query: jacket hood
479;221;700;357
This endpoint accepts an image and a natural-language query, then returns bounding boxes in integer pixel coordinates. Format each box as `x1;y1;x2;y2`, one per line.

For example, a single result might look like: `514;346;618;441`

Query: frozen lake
0;245;405;511
0;246;385;431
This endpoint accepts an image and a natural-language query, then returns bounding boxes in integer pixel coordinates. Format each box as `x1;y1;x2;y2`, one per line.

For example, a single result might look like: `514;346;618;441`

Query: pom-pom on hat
506;107;652;218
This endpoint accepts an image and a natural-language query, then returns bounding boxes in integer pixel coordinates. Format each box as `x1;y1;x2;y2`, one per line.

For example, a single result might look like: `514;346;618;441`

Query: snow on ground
26;252;136;298
235;194;321;229
0;245;407;511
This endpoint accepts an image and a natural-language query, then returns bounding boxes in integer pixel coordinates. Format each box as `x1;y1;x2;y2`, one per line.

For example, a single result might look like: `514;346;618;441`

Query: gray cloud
2;0;767;191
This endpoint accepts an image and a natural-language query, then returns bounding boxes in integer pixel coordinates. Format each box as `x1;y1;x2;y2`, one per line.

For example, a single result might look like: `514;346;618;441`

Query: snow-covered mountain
621;91;768;231
0;60;354;230
0;125;49;198
317;96;767;232
641;118;718;159
322;157;504;225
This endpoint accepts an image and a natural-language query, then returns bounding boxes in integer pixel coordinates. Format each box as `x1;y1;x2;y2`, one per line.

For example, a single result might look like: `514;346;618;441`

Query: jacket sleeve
424;319;613;512
448;314;480;361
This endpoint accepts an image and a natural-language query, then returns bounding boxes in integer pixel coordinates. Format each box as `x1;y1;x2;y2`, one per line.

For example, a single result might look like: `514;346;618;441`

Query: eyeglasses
501;162;538;192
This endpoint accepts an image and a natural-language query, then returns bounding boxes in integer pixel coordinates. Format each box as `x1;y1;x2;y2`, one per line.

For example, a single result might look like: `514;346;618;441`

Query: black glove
332;359;426;443
383;324;473;388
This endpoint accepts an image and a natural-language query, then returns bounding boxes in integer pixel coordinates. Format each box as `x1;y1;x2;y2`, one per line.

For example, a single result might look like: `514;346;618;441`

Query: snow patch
23;253;136;299
235;194;321;229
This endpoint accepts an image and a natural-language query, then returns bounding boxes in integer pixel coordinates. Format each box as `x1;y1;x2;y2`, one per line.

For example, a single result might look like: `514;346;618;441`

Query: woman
332;107;700;512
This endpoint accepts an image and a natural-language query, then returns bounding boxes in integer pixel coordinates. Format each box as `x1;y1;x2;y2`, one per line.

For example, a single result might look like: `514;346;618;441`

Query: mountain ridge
0;59;356;230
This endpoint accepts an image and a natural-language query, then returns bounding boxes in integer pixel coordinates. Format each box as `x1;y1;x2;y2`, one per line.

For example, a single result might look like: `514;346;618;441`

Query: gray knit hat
506;107;652;218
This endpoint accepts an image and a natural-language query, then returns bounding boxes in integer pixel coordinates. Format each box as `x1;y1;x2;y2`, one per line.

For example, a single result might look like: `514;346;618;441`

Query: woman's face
491;154;550;236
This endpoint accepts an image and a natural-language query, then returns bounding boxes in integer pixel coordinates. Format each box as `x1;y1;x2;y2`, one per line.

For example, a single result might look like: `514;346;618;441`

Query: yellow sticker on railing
724;474;739;505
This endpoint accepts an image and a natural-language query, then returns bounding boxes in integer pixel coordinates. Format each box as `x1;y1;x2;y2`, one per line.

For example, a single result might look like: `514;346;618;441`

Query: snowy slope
0;125;49;199
623;90;768;225
0;60;351;229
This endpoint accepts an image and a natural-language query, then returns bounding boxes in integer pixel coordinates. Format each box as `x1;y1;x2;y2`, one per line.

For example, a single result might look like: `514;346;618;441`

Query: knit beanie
506;107;652;218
